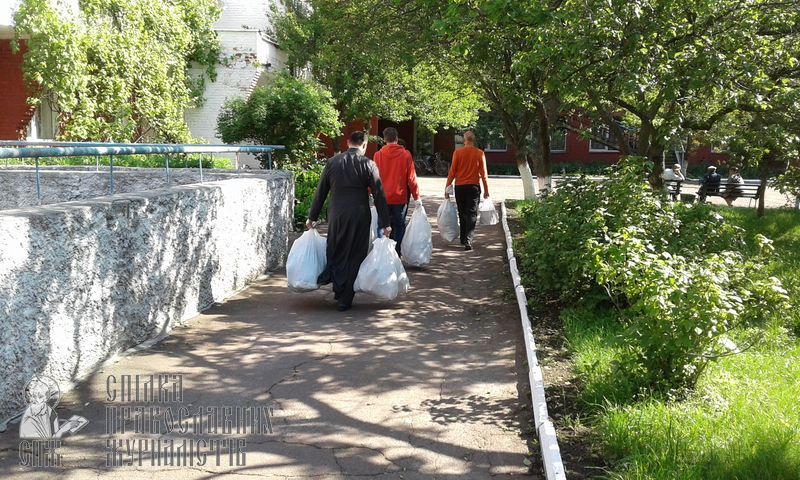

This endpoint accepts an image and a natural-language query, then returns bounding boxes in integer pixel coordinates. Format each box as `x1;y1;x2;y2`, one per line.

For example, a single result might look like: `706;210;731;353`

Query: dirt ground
503;211;607;480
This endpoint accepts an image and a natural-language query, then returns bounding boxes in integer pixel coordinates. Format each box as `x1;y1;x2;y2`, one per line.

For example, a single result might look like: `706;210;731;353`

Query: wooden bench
663;179;762;207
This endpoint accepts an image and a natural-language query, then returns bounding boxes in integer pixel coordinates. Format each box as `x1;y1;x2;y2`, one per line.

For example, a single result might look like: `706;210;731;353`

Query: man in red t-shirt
374;127;420;255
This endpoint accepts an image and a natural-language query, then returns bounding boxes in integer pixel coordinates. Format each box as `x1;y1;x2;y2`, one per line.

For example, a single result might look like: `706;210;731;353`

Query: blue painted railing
0;141;285;204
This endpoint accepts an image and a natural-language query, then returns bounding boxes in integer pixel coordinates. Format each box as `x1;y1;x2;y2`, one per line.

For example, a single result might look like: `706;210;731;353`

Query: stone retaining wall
0;168;278;210
0;173;293;419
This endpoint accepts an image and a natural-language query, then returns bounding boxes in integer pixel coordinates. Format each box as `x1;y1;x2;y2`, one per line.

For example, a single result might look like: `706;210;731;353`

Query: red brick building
326;118;730;171
0;39;34;140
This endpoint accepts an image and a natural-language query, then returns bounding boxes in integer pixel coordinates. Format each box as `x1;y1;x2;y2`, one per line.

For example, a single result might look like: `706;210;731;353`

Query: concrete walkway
0;200;535;479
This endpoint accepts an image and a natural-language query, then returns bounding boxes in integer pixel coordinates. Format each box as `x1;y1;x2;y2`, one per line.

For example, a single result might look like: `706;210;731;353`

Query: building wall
0;40;32;140
184;0;287;168
321;117;380;158
432;129;728;168
377;119;416;155
0;175;294;420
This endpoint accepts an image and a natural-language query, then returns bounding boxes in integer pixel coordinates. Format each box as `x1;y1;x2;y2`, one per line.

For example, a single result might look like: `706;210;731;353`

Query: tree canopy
272;1;484;131
274;0;800;199
14;0;220;142
551;0;800;185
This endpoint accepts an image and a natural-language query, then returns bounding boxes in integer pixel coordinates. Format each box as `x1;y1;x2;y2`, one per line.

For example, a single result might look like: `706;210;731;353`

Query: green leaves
14;0;220;142
552;0;800;169
272;0;483;128
517;157;788;392
217;72;342;168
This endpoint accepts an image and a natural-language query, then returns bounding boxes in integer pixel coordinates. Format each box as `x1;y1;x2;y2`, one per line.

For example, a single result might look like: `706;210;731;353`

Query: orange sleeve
406;152;420;200
446;151;458;187
480;153;489;193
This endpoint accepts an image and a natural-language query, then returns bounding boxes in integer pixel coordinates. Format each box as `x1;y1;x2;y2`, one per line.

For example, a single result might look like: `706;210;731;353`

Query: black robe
308;148;390;306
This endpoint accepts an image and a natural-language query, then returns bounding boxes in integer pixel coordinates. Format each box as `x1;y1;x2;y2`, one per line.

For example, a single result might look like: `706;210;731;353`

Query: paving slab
0;199;536;479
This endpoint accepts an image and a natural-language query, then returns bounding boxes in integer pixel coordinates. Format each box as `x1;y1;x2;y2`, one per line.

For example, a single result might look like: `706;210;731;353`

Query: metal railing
0;141;285;204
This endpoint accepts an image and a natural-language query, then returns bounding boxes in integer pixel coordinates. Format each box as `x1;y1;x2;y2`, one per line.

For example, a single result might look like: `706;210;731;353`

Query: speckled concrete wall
0;174;293;420
0;168;283;210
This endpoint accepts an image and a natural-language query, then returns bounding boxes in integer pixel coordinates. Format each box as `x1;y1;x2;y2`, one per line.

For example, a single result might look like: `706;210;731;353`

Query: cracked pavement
0;197;537;479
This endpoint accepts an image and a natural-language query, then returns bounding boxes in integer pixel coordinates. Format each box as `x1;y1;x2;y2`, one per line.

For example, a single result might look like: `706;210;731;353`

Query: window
27;96;58;140
550;129;566;152
710;143;728;154
529;128;567;153
455;130;507;151
589;126;619;152
483;130;507;152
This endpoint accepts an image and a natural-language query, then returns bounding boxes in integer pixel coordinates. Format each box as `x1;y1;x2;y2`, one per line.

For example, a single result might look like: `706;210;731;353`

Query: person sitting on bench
662;164;685;200
697;166;722;202
721;166;745;206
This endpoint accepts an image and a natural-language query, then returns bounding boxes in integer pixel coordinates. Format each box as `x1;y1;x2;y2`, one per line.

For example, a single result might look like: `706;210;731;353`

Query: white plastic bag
437;199;459;243
354;237;410;300
401;203;432;266
286;228;327;292
369;206;378;244
479;197;499;225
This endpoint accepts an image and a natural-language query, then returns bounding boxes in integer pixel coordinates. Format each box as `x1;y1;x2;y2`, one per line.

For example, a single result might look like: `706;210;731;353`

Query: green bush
486;164;520;176
217;72;342;169
517;157;788;391
287;162;326;227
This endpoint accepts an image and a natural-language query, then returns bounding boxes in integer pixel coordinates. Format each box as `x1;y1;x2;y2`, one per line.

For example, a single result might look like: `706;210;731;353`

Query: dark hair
349;130;367;146
382;127;398;143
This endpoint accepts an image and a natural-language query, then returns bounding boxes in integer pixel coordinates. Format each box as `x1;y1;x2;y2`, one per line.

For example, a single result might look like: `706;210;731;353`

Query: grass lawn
540;208;800;479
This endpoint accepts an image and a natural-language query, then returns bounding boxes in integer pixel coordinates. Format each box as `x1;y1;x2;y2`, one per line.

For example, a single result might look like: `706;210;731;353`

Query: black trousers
454;184;481;245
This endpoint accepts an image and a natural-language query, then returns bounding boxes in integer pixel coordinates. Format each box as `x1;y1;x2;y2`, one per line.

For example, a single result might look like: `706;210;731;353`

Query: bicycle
413;152;450;177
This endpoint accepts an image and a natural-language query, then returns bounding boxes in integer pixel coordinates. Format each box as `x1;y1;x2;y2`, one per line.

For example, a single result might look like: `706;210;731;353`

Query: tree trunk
757;152;772;218
514;149;536;199
534;105;553;196
497;110;536;200
636;125;666;190
647;150;665;189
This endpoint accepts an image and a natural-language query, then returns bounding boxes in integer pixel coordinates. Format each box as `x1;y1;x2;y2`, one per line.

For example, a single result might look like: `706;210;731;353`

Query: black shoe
337;303;351;312
464;244;473;251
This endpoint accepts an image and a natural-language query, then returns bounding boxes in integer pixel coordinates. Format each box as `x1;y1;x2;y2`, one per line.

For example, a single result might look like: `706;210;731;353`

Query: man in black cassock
306;131;391;311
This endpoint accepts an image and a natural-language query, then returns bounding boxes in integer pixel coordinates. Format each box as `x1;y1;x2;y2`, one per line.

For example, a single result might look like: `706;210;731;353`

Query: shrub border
500;201;566;480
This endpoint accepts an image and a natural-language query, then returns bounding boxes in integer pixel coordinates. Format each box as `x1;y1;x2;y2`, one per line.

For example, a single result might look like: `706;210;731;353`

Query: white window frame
589;127;619;152
528;130;567;153
549;129;567;153
484;140;508;152
456;132;508;152
710;143;728;154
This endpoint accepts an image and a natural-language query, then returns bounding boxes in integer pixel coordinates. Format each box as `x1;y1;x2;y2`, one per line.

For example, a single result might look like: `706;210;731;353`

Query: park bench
663;179;763;207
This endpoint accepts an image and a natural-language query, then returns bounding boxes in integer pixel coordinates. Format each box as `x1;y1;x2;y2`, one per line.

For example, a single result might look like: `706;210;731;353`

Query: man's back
374;144;418;204
704;172;722;186
448;145;486;186
325;150;377;196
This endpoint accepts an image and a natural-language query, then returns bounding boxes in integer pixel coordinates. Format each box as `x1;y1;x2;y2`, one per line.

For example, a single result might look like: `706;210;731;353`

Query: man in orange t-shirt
445;131;489;251
374;127;420;255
